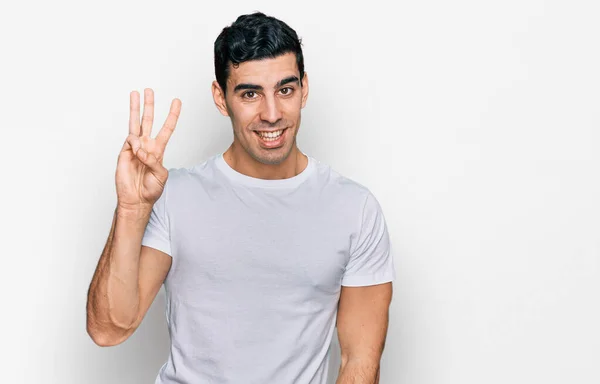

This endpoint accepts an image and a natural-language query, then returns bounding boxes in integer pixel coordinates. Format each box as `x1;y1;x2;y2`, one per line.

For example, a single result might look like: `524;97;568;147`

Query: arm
86;89;181;346
335;282;393;384
86;207;172;346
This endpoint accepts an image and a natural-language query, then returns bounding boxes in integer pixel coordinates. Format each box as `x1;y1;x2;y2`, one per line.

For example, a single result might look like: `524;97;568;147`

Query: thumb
136;148;167;179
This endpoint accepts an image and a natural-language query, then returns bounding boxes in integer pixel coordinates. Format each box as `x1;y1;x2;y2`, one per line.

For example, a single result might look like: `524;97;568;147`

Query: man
86;11;395;384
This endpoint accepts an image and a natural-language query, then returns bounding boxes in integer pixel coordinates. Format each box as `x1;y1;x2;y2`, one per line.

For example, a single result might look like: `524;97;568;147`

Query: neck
222;143;308;180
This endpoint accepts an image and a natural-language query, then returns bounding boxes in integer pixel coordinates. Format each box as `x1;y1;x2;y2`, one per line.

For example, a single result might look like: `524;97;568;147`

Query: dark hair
214;12;304;96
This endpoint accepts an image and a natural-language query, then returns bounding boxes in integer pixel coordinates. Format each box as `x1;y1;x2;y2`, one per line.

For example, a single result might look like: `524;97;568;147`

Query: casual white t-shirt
141;151;396;384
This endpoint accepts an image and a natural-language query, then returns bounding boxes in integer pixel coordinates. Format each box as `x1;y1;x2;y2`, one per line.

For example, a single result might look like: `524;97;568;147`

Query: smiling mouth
254;127;287;141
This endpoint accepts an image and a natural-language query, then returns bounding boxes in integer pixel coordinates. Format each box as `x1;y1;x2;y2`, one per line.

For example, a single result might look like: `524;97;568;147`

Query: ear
212;81;229;116
300;72;309;109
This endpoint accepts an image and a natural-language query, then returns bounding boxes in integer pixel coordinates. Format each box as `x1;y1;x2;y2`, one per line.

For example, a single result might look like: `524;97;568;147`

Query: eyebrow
233;76;300;93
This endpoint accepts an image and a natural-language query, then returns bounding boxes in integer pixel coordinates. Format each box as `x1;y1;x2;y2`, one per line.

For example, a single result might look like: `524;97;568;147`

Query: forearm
86;206;150;341
336;358;380;384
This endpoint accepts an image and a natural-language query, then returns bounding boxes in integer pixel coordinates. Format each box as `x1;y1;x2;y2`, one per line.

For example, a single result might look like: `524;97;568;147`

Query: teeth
258;129;283;139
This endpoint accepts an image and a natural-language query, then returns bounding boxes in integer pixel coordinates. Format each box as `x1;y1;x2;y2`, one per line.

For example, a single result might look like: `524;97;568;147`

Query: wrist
115;203;152;221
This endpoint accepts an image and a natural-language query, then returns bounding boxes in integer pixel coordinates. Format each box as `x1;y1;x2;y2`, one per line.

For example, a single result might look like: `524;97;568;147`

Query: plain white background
1;0;598;383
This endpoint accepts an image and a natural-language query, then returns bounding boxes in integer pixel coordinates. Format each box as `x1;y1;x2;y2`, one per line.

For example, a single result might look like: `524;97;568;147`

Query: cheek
281;101;301;118
230;106;258;129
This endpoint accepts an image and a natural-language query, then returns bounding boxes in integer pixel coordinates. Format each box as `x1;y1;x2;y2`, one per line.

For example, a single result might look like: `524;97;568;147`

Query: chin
251;144;293;166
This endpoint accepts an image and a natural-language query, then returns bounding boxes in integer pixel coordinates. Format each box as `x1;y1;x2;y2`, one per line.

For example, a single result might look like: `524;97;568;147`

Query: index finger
155;98;182;152
129;91;140;135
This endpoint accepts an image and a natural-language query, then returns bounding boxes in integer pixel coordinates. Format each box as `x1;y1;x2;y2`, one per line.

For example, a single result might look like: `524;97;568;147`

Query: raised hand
115;88;182;212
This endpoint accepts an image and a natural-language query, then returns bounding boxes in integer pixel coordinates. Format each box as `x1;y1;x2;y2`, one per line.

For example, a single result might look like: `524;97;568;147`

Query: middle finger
140;88;154;137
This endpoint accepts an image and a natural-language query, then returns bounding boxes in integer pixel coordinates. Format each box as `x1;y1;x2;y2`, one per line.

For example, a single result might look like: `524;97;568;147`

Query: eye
279;87;294;95
242;91;258;99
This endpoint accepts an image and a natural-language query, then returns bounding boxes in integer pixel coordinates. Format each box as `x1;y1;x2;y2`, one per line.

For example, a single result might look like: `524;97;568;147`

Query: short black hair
214;12;305;96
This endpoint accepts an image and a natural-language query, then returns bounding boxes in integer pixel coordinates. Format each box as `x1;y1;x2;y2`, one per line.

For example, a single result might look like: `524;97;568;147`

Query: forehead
227;52;299;88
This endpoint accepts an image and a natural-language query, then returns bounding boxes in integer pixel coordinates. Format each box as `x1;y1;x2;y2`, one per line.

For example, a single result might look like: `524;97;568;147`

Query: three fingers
127;88;182;153
129;88;182;140
124;89;181;181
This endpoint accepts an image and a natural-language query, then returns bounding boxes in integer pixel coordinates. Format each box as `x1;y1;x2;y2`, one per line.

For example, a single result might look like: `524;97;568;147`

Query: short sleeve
342;191;396;286
141;176;172;257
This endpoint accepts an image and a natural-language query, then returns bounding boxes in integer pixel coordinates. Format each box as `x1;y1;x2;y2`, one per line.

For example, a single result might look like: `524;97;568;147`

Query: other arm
335;282;393;384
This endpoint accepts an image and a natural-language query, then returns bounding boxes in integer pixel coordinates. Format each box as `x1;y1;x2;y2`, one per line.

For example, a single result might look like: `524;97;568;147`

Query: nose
259;94;283;124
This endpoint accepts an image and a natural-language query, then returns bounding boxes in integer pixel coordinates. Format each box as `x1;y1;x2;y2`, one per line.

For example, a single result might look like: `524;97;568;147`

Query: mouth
253;127;288;148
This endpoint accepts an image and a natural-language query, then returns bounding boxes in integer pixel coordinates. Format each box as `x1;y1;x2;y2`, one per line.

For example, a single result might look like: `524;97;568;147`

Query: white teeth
258;129;283;139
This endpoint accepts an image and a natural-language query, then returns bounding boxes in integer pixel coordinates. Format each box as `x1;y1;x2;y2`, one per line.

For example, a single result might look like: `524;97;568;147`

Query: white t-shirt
141;151;396;384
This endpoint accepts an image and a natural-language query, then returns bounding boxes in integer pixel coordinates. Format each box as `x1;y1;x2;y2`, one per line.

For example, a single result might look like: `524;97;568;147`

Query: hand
115;88;182;212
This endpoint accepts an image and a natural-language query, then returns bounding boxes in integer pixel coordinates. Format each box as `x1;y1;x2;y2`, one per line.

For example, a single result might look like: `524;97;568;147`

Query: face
212;52;309;166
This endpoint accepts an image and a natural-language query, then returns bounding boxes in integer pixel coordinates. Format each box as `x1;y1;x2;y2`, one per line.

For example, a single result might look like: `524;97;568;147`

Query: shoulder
164;166;195;189
311;157;374;205
310;157;388;243
309;158;385;229
164;154;217;189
